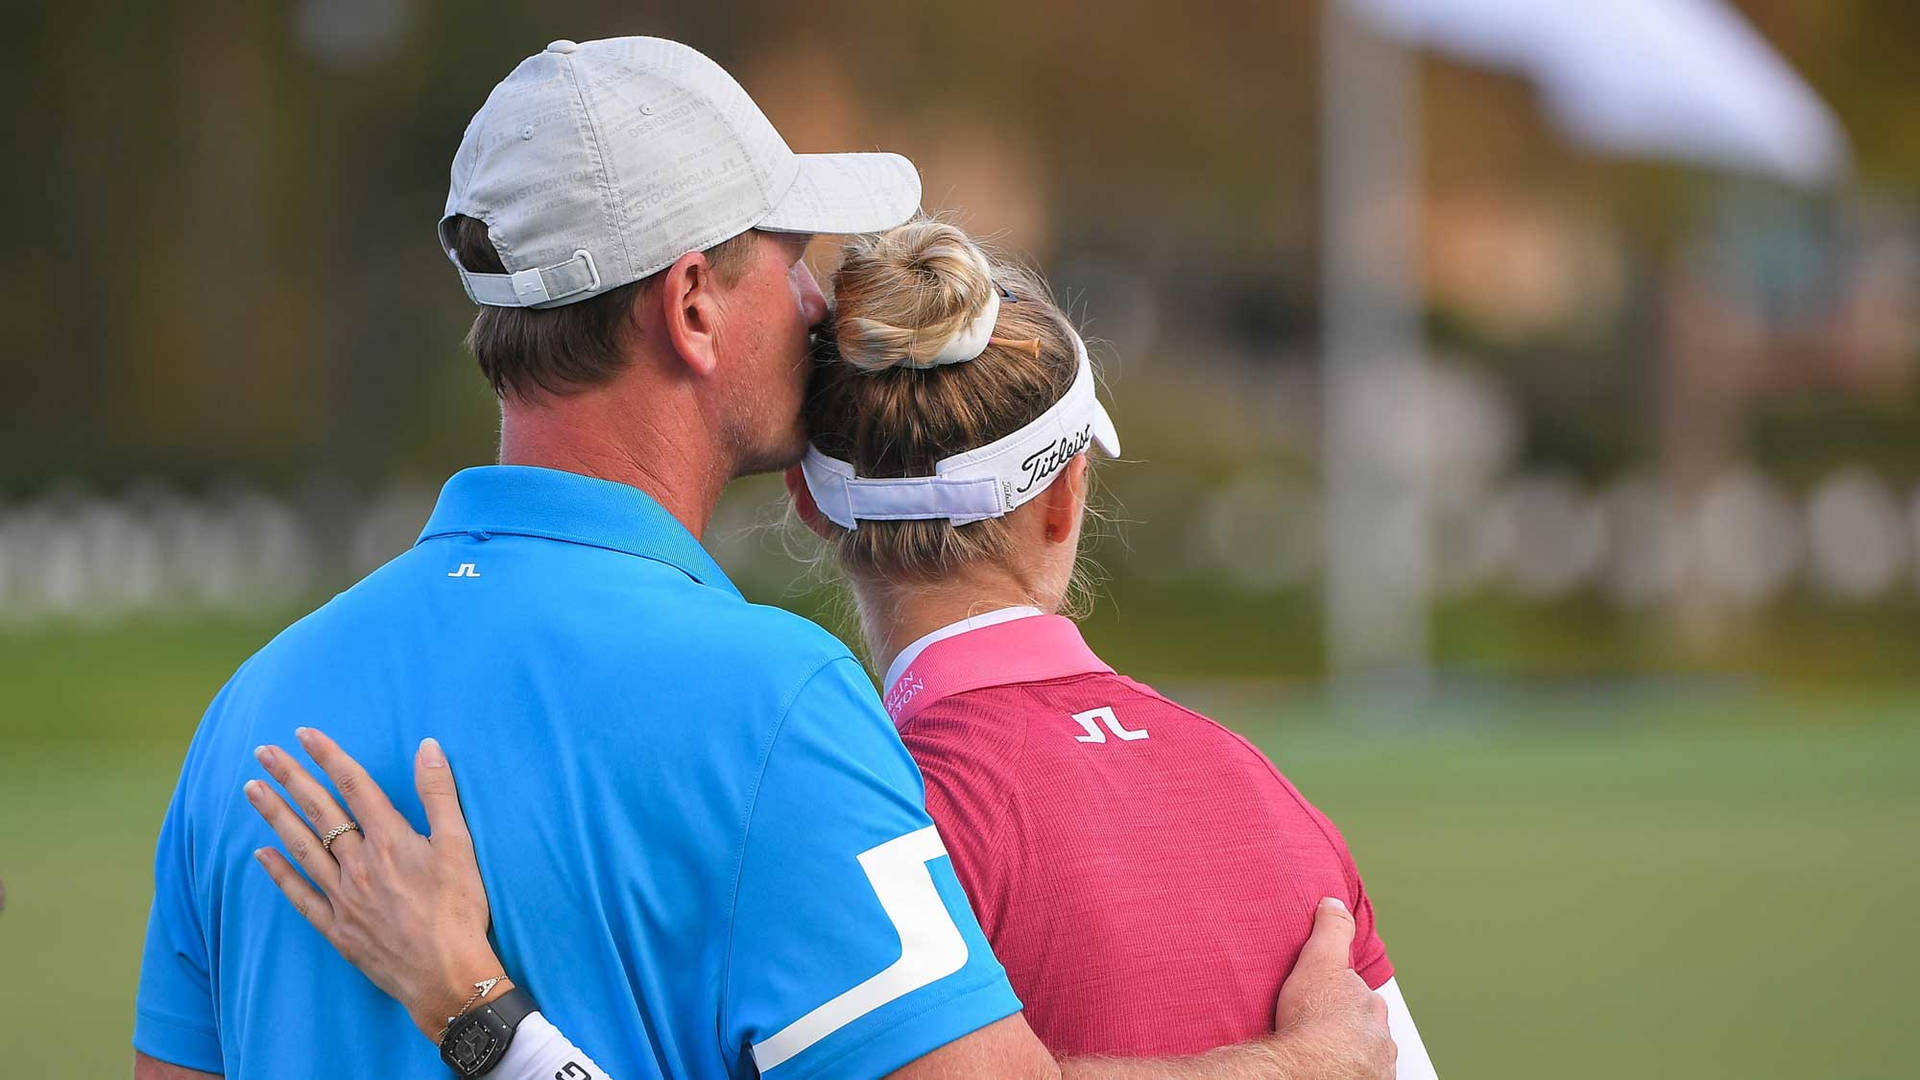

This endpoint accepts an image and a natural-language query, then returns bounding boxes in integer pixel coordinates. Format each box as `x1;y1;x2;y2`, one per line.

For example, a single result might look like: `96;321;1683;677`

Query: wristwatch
439;986;537;1077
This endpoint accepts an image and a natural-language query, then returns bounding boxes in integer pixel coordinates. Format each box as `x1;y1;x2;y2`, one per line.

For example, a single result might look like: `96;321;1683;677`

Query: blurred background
1;0;1916;1075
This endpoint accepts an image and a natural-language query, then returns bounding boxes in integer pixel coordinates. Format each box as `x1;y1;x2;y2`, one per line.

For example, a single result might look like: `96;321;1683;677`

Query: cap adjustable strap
451;248;602;308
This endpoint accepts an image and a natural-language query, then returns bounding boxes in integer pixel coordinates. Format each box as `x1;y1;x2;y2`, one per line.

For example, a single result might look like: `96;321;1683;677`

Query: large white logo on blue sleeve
749;826;969;1071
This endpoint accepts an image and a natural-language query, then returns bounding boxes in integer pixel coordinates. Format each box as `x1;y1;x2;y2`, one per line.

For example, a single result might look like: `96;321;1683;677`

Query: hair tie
906;287;1000;369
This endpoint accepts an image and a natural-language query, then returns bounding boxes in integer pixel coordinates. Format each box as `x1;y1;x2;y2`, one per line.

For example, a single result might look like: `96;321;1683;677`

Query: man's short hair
446;214;758;401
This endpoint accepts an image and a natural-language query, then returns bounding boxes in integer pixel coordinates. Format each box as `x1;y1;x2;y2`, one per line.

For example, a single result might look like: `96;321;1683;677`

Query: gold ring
319;821;361;853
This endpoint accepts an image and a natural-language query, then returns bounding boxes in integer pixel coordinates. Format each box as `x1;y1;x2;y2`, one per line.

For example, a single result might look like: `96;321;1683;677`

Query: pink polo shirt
885;611;1393;1059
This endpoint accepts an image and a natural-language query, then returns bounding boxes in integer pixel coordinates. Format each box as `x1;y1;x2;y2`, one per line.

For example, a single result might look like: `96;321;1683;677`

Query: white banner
1342;0;1850;185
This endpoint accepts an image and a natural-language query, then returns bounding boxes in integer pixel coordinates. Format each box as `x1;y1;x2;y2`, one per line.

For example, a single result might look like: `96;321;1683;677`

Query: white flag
1343;0;1850;186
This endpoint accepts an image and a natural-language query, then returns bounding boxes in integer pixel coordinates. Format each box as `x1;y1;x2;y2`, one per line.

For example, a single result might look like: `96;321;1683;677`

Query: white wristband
491;1010;615;1080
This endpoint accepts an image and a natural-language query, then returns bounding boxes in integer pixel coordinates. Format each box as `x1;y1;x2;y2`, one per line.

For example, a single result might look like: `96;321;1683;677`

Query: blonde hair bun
832;220;999;372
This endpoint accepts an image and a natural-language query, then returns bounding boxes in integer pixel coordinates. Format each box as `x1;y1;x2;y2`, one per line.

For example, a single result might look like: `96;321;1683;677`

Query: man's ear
784;465;838;541
658;250;723;378
1040;455;1089;545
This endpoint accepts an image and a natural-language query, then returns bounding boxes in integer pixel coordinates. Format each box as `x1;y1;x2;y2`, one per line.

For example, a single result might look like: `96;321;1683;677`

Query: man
134;36;1394;1079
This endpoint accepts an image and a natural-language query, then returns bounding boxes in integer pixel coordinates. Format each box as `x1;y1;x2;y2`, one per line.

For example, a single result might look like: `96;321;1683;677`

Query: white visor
801;330;1120;529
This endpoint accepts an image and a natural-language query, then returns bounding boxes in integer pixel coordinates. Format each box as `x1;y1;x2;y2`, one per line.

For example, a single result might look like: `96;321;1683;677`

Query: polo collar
417;465;740;597
881;606;1044;693
883;612;1113;726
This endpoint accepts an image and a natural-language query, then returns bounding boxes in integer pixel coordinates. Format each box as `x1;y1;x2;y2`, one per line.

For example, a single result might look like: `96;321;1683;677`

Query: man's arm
889;898;1396;1080
133;1050;220;1080
372;897;1390;1080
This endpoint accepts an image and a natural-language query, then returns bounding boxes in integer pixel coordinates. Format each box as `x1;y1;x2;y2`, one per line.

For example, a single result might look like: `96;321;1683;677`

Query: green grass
1;614;1915;1077
1243;709;1918;1078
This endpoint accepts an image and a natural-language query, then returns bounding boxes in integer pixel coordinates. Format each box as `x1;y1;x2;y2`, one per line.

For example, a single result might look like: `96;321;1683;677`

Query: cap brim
758;152;922;235
1092;400;1121;458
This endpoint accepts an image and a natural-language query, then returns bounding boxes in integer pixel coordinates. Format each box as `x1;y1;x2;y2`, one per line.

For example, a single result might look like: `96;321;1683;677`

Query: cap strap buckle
452;248;602;308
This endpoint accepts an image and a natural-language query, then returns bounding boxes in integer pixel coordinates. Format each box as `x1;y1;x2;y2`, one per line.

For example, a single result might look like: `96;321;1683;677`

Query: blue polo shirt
135;465;1020;1078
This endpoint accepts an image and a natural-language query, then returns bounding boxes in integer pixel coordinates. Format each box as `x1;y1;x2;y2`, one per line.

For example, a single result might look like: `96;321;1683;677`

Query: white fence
2;465;1918;626
1121;462;1920;606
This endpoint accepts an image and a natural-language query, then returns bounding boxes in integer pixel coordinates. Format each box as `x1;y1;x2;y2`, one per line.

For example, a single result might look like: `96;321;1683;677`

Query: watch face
449;1023;495;1066
441;993;528;1078
443;1013;506;1076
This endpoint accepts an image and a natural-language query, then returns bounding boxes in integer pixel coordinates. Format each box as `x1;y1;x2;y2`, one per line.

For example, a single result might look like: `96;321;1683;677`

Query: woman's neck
857;572;1050;681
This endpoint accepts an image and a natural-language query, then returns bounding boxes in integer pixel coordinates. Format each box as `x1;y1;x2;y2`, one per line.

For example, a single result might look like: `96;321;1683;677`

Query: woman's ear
784;465;837;541
658;250;723;377
1040;455;1090;546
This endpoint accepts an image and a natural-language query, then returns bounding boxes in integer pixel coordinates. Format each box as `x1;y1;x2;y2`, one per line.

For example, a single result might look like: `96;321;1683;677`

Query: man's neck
497;392;729;540
857;572;1050;681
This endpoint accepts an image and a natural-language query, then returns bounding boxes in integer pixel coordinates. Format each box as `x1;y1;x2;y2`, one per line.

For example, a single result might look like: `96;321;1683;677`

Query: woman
247;221;1437;1077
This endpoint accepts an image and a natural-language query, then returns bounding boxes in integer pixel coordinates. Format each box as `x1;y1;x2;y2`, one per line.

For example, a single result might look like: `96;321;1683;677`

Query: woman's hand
244;727;507;1042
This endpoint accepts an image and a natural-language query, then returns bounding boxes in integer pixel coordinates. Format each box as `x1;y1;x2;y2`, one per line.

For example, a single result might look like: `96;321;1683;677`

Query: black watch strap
483;986;538;1031
439;986;538;1078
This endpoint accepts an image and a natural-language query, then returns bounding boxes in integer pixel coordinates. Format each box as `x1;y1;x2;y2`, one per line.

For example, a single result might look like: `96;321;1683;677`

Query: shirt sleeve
1348;870;1394;990
133;756;223;1072
722;658;1022;1080
1308;803;1394;989
491;1012;616;1080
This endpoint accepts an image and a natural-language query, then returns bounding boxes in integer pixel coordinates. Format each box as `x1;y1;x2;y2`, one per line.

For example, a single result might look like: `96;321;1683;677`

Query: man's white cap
441;37;922;308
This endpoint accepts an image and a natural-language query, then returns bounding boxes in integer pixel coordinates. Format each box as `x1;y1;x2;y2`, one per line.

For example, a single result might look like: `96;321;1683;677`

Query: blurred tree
1;0;1915;496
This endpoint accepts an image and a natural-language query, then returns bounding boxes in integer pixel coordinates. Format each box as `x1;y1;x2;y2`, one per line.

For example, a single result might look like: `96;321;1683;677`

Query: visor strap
802;328;1118;529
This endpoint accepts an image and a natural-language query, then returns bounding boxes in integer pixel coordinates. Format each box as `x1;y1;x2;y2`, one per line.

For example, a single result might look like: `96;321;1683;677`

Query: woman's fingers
293;727;405;842
253;743;361;856
243;778;340;891
414;738;472;847
252;846;334;933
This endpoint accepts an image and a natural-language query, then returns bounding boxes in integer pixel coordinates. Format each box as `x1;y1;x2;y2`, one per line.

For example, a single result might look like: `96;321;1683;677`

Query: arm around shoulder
889;897;1398;1080
887;1017;1301;1080
884;1014;1060;1080
883;1011;1378;1080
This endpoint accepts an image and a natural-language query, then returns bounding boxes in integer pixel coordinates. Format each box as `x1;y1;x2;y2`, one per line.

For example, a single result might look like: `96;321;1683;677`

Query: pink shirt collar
882;610;1114;726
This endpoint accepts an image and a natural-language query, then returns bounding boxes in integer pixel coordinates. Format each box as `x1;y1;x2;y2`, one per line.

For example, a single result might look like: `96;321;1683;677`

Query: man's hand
1269;897;1397;1079
892;896;1397;1080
